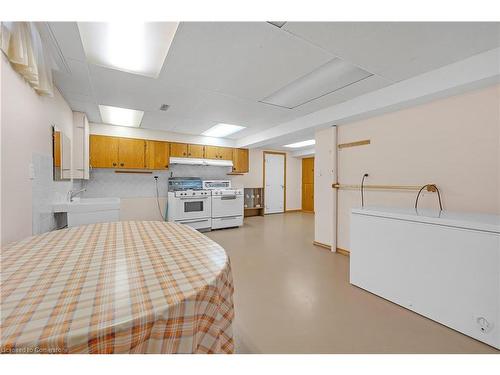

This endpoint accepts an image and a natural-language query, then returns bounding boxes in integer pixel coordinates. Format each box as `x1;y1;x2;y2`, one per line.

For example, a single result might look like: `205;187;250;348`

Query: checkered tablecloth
1;221;234;354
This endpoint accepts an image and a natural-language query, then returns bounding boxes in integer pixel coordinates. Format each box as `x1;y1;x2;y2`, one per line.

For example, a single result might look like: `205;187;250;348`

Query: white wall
90;122;235;147
313;127;336;247
1;53;74;245
231;148;302;211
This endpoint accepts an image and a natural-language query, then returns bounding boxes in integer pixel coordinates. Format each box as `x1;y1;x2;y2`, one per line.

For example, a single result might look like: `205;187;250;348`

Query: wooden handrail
332;183;437;192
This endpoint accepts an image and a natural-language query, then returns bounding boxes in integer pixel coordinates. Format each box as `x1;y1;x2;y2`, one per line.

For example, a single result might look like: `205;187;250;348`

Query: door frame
262;151;287;214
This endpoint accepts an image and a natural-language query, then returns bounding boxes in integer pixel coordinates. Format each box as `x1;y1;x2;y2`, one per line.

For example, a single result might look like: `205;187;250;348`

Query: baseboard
285;209;302;213
312;241;331;250
336;247;350;256
301;210;314;214
312;241;350;256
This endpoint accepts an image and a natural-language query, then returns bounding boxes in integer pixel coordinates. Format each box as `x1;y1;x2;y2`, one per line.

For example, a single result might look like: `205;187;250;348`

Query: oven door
174;196;211;221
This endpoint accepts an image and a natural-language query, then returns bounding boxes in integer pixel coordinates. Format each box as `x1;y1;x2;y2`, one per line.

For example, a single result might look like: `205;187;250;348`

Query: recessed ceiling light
78;22;179;78
99;105;144;128
202;123;246;138
284;139;316;148
262;58;373;109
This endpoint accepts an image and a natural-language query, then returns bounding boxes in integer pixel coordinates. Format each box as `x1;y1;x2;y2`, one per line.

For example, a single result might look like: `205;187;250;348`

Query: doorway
263;152;286;214
302;157;314;213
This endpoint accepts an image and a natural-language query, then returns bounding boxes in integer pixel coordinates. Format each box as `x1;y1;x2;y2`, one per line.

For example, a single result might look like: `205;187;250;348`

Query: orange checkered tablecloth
0;221;234;354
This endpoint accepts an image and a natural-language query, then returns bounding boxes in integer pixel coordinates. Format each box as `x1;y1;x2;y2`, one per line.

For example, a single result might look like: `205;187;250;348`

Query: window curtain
0;22;54;96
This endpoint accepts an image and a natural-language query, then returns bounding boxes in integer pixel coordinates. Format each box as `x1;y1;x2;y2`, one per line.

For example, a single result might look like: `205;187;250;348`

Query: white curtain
0;22;54;96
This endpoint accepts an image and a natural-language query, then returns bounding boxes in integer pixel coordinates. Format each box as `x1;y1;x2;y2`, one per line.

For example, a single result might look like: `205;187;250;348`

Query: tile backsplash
75;164;232;199
32;153;72;235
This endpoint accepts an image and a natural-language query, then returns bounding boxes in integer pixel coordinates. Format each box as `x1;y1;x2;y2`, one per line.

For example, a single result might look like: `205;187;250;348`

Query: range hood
169;157;233;167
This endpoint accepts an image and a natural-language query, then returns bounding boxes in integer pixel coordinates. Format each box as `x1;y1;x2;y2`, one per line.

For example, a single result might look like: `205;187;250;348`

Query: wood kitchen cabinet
90;135;146;169
219;147;233;161
146;140;170;169
187;144;204;158
204;145;219;159
117;138;146;169
170;143;188;157
90;135;119;168
89;135;251;173
232;148;249;173
205;146;233;160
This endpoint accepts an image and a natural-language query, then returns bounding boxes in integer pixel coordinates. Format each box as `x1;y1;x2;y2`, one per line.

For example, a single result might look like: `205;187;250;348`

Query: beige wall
231;148;302;211
1;53;74;245
314;127;336;246
336;84;500;250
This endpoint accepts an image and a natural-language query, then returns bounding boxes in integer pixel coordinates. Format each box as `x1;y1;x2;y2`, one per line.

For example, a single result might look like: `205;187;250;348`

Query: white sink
53;197;121;227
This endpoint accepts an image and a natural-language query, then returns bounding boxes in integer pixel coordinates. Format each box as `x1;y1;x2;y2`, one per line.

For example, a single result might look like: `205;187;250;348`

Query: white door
264;153;285;214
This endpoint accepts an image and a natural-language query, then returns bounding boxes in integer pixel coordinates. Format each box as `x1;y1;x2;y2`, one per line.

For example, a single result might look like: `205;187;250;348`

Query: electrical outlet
474;315;494;334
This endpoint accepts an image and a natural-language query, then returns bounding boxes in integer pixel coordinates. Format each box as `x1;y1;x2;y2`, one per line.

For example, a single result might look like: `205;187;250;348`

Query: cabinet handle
188;153;191;156
183;152;186;156
120;163;124;167
112;162;117;166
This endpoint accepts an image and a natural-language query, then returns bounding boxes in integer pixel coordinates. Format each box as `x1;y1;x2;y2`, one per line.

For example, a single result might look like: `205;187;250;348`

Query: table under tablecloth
1;221;234;354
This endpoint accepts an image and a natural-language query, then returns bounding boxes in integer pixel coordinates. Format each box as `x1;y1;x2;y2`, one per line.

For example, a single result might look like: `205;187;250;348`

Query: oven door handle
179;218;209;224
179;196;209;200
221;195;237;200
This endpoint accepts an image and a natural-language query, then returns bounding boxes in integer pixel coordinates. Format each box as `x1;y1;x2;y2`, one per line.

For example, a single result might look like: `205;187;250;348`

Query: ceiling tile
48;22;87;62
284;22;500;81
140;111;208;132
66;99;101;123
158;22;334;100
53;58;93;97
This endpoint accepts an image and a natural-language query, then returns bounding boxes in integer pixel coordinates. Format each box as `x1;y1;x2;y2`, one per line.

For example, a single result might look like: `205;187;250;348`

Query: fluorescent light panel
78;22;179;78
202;123;246;138
99;105;144;128
262;58;373;109
284;139;316;148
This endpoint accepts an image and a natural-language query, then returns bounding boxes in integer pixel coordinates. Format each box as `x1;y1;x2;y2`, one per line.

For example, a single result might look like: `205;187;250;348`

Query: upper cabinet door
118;138;145;169
90;135;119;168
204;145;219;159
170;143;188;157
146;140;169;169
219;147;233;161
187;144;204;158
233;148;249;173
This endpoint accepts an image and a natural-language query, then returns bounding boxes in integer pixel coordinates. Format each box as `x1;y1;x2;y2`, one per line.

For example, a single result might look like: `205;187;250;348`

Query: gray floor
206;212;498;354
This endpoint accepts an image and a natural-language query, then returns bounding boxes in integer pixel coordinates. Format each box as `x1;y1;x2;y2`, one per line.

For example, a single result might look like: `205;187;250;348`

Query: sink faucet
68;188;86;202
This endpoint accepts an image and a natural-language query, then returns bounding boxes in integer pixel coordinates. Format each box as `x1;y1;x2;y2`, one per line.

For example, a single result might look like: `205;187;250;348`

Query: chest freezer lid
352;207;500;234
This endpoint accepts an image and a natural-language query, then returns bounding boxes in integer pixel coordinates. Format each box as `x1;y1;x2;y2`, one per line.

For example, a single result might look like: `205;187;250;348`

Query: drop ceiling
49;22;500;141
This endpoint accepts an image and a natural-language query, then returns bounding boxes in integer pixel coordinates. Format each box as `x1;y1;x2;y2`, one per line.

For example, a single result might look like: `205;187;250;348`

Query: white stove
167;178;212;231
203;180;244;229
